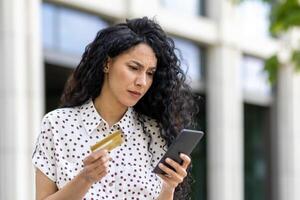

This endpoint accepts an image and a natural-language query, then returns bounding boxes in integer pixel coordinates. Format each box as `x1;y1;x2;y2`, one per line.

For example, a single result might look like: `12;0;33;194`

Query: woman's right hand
35;150;111;200
80;149;111;184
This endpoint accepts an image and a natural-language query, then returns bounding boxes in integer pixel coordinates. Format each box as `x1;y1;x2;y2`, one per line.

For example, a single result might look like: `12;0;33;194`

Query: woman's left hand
157;153;191;192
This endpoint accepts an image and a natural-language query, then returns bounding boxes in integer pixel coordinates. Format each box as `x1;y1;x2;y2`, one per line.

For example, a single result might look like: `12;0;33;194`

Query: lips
128;90;142;98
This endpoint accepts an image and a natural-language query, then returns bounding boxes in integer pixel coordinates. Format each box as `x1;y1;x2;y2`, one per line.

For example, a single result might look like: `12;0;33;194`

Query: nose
135;73;147;87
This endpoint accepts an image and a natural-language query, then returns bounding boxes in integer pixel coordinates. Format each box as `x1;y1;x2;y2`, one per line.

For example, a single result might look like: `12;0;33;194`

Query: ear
104;57;112;73
109;57;115;65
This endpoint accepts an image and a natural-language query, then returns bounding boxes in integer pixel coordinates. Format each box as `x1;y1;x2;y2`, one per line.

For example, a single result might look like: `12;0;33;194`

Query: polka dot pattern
32;100;166;199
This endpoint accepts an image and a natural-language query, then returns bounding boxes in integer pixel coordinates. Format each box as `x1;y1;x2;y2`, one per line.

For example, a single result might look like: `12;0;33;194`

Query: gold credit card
90;130;123;152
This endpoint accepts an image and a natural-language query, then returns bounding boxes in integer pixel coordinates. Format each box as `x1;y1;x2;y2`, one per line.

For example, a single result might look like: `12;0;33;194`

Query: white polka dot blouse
32;99;167;199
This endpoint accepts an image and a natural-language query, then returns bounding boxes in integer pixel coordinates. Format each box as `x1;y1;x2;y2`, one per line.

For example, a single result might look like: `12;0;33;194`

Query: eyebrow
130;60;157;70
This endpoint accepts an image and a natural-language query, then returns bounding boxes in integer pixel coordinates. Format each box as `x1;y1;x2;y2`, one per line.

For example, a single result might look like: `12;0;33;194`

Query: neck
94;92;127;128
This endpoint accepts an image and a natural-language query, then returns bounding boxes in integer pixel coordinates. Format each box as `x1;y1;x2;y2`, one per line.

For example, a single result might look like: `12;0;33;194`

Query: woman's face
102;43;157;108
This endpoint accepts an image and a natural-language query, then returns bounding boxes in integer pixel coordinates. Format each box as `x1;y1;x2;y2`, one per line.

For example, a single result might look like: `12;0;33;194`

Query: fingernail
166;158;171;162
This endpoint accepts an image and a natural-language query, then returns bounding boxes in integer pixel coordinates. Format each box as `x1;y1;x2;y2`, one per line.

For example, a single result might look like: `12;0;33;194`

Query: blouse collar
79;99;136;140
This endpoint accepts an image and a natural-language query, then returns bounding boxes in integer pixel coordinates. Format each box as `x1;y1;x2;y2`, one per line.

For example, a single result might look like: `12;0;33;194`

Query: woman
32;17;199;200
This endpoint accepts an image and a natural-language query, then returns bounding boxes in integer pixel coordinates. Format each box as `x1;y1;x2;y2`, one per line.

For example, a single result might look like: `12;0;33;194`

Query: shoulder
136;113;160;132
41;107;80;125
134;112;166;144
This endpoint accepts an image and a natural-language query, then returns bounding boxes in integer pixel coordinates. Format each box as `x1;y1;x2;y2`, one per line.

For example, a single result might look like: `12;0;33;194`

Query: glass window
244;104;271;200
160;0;205;16
241;55;271;96
45;63;73;112
191;95;207;200
237;0;271;39
173;37;204;84
58;8;108;55
42;3;108;56
42;3;56;49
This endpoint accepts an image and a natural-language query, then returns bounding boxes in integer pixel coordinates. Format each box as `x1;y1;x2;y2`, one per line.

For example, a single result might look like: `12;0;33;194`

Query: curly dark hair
60;17;199;199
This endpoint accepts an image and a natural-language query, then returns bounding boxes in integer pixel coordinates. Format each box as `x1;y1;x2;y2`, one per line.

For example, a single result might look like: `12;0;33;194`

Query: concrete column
276;60;300;200
0;0;44;199
207;46;243;200
206;1;244;200
272;29;300;200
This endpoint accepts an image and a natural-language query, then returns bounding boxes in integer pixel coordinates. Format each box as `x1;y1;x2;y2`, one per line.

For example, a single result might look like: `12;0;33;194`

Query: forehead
118;43;157;67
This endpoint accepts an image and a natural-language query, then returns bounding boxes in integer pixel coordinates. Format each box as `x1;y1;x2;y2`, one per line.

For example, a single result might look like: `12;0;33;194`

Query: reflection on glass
42;3;56;49
241;56;271;96
160;0;204;16
58;8;108;55
42;3;108;55
191;95;206;200
244;104;270;200
173;37;203;84
237;0;271;39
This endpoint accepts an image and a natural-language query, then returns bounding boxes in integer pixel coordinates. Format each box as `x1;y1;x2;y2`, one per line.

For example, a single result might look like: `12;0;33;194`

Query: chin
125;102;138;107
119;99;139;108
118;93;142;107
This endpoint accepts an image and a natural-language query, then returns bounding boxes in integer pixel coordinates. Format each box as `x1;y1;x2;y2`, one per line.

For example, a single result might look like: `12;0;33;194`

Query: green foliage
234;0;300;84
291;50;300;71
233;0;274;3
270;0;300;36
264;55;279;84
267;0;300;83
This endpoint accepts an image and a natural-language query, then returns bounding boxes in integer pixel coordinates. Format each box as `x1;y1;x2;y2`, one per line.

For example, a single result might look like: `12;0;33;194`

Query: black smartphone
153;129;204;174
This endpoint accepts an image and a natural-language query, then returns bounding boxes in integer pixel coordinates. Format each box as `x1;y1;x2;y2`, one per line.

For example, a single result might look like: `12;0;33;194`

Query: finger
157;173;170;182
180;153;191;169
84;160;109;181
165;158;183;172
82;163;109;183
94;160;110;173
158;163;182;182
88;156;110;173
165;158;187;177
97;165;109;177
157;173;178;189
83;149;108;165
95;154;111;166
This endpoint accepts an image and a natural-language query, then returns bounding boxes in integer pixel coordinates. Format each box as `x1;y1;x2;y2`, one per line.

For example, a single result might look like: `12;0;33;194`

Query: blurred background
0;0;300;200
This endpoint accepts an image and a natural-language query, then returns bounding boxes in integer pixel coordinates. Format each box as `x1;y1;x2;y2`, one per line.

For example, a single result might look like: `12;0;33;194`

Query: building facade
0;0;299;200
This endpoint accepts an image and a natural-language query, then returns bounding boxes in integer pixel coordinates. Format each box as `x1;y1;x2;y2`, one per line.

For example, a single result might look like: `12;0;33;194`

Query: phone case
153;129;204;174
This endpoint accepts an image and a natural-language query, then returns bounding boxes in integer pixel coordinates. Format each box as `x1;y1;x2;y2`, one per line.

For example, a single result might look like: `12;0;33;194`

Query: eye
147;70;155;76
128;65;139;70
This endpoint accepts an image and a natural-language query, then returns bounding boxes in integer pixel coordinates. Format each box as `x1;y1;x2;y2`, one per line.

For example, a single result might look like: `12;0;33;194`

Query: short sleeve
32;115;57;182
